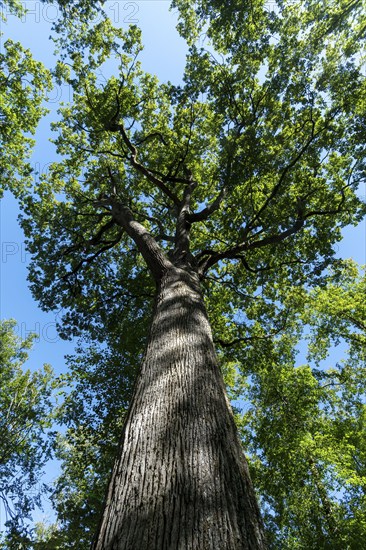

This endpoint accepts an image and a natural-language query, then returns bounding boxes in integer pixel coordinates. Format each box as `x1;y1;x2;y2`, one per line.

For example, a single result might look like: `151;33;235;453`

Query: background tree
238;260;366;549
0;0;51;197
0;320;58;546
18;0;366;548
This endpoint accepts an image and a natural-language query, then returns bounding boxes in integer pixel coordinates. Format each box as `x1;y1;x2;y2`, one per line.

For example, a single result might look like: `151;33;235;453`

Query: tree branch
131;209;175;243
61;234;123;283
246;219;305;251
188;147;233;224
172;173;197;264
108;122;181;207
215;316;289;348
188;186;228;223
244;117;327;234
111;201;173;282
197;218;305;275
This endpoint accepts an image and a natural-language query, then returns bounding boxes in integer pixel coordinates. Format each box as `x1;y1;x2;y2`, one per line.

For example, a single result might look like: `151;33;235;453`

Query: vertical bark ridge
92;267;266;549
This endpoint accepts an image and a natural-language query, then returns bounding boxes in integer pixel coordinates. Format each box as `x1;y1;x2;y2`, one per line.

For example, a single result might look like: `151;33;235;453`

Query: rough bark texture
92;266;266;549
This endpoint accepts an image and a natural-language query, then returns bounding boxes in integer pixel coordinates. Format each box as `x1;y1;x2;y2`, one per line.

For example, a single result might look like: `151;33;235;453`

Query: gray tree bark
92;265;266;549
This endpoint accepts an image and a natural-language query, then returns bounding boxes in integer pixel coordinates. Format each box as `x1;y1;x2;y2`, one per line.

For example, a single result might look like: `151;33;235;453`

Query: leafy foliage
0;320;58;545
239;261;366;548
0;1;51;197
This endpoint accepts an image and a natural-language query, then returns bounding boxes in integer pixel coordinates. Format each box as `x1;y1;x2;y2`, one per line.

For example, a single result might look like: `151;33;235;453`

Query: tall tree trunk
92;266;266;549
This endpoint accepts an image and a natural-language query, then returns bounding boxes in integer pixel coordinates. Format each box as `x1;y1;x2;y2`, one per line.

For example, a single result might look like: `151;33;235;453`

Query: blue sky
0;0;365;533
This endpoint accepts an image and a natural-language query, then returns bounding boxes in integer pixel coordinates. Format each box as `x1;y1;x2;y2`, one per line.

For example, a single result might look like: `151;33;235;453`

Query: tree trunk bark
92;266;266;549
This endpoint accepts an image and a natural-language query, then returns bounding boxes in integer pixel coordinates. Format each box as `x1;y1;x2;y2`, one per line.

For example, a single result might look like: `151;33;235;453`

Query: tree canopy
23;0;365;316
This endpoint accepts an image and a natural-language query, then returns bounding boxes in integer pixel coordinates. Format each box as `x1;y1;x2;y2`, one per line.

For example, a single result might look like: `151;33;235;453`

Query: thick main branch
111;201;173;282
172;175;197;265
197;218;305;275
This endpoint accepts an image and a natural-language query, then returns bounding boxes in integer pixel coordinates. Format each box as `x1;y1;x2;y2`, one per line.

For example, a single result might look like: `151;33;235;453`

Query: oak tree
20;1;366;548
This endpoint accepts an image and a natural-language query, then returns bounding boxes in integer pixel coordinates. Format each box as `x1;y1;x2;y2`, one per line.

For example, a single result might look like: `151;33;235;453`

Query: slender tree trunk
92;266;266;549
